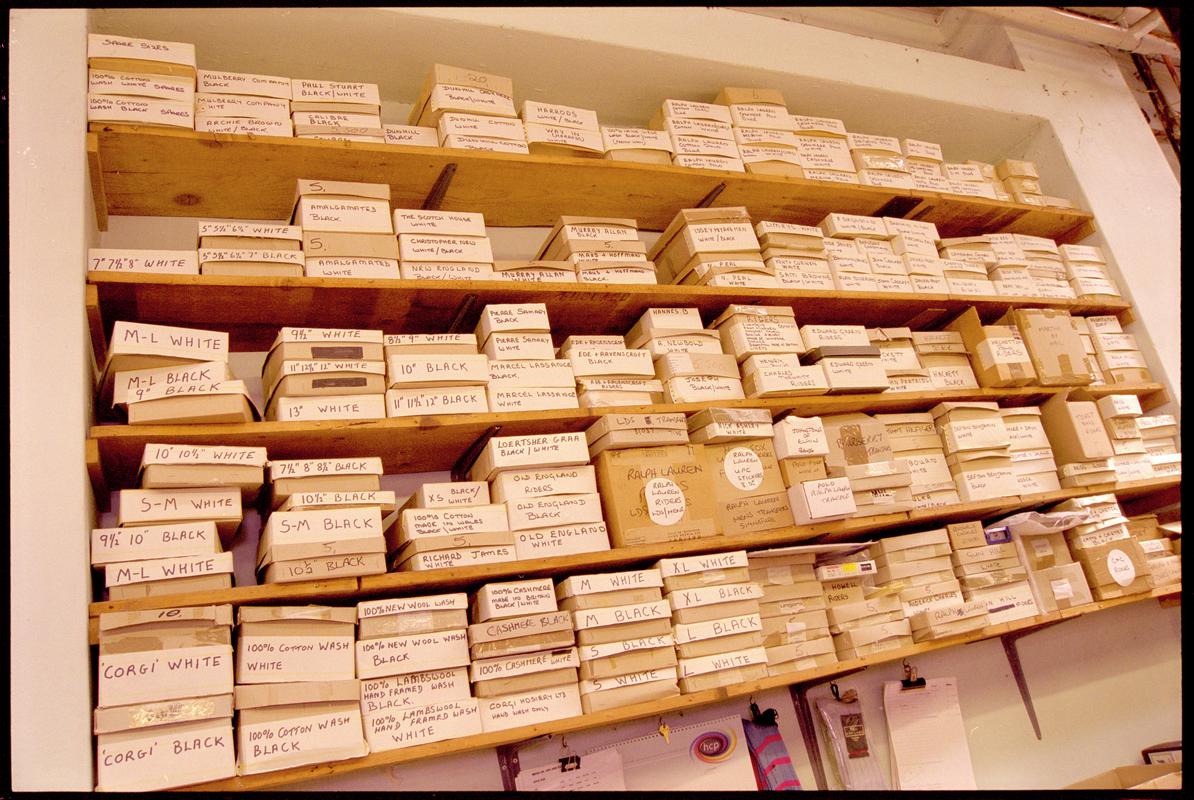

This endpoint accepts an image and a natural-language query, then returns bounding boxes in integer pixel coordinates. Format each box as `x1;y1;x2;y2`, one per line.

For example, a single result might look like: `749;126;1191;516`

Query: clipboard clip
749;697;779;726
557;735;580;771
901;658;927;690
830;682;859;703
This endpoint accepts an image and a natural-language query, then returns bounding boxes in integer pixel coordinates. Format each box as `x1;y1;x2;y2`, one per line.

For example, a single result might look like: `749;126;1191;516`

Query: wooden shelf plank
175;584;1176;792
86;273;1132;357
87;477;1180;621
90;124;1096;243
90;387;1059;490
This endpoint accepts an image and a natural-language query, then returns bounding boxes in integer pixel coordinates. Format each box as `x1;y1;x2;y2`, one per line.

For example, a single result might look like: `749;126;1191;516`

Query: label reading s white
724;448;764;492
1106;549;1136;587
644;478;685;526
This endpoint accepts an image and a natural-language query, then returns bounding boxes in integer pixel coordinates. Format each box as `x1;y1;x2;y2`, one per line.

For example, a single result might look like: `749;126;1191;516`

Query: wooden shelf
87;476;1180;621
87;125;1096;243
90;387;1062;493
178;583;1179;791
86;273;1133;358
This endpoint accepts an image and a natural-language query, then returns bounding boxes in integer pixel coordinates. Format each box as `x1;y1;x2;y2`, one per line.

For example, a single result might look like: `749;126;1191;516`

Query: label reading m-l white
98;645;232;707
645;478;685;525
106;552;233;586
1106;549;1137;587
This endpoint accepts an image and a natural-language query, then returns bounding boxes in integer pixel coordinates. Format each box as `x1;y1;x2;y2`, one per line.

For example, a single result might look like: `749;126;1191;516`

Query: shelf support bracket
86;438;110;512
874;195;925;220
86;132;110;232
495;742;521;791
85;282;108;369
695;182;727;208
452;424;502;482
788;666;868;791
999;619;1067;740
446;293;480;334
422;163;459;211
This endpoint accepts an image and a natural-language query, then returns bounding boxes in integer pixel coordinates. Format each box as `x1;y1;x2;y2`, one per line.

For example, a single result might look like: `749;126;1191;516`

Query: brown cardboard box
594;444;719;546
1074;539;1151;599
702;439;793;533
1064;763;1181;790
1001;308;1089;386
580;678;680;712
1039;390;1114;464
945;307;1036;387
575;617;672;646
820;413;892;468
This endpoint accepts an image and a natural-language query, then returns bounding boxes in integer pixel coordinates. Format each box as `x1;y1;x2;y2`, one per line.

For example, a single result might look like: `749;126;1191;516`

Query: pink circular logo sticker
690;730;736;764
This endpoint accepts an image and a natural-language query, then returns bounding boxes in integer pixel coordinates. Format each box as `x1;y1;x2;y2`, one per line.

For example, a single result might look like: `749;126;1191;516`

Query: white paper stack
356;593;480;752
262;326;386;421
396;208;495;281
195;69;293;136
87;33;196;130
746;547;838;675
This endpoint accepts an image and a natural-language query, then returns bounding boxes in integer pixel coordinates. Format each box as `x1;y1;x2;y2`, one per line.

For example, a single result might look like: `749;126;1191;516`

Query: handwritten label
363;699;480;752
87;33;195;66
238;706;365;773
106;552;233;586
236;635;354;682
356;630;470;680
99;645;232;707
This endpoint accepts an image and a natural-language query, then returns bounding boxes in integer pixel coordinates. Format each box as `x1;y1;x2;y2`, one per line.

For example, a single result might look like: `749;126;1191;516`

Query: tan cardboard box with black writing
594;444;720;546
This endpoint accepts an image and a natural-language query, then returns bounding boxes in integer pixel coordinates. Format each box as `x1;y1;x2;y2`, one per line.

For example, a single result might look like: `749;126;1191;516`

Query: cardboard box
469;433;590;482
95;705;235;791
356;629;470;680
1001;308;1089;386
1039;390;1114;463
473;578;557;623
234;682;367;775
363;698;482;753
579;676;680;712
1064;763;1182;790
235;606;356;684
594;444;719;546
476;683;582;732
820;414;892;468
1074;539;1151;598
786;478;856;524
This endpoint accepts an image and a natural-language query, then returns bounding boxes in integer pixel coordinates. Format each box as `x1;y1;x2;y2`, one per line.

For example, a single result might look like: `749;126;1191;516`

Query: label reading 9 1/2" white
644;478;685;526
724;448;764;491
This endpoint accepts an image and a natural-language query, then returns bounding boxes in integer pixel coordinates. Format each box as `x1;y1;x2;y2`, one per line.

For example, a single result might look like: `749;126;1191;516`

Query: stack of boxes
1096;394;1155;482
1000;405;1062;495
1129;516;1182;588
651;99;744;172
791;114;857;184
521;100;603;158
395;208;495;281
475;303;578;412
535;215;653;285
1060;244;1122;302
586;412;688;459
950;521;1039;624
267;457;383;509
561;334;659;408
687;406;773;445
1070;317;1107;386
600;125;674;164
901;139;949;192
258;487;389;584
818;213;884;293
86;33;196;130
649;207;761;288
945;307;1037;388
469;579;582;731
819;550;913;660
626;307;744;404
982;234;1041;298
233;605;366;775
799;324;889;394
774;414;857;526
694;415;795;535
195;69;293;137
387;479;513;572
356;593;479;751
746;547;836;675
717;87;802;178
1016;235;1075;300
848;133;912;189
1039;391;1117;489
941;162;998;199
262;326;386;421
821;413;914;520
382;332;490;418
1007;520;1093;616
94;606;235;790
97;321;227;417
931;401;1018;503
562;567;679;712
999;308;1090;388
293;179;399;279
197;220;304;277
1090;320;1153;385
997;159;1045;205
661;552;768;692
912;329;980;391
710;305;824;398
874;413;960;509
879;216;937;288
114;483;242;584
1139;412;1181;462
1056;495;1152;601
87;246;198;277
757;220;833;291
290;78;383;143
410;64;524;154
867;328;929;393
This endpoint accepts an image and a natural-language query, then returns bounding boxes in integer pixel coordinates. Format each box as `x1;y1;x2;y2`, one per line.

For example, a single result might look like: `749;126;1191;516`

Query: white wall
9;6;1181;791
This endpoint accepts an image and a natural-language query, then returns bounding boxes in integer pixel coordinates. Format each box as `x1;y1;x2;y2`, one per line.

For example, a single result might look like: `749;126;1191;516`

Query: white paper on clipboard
586;715;756;791
514;748;627;791
882;677;977;790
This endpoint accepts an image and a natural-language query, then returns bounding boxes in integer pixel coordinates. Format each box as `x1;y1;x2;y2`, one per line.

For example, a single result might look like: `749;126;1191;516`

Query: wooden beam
86;131;109;232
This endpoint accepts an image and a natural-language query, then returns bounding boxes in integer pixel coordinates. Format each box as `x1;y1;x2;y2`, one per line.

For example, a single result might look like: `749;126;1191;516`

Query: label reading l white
644;478;685;525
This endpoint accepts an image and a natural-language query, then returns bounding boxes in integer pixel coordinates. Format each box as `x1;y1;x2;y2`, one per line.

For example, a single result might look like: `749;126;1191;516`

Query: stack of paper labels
717;86;802;177
791;114;856;184
356;593;480;752
233;606;367;775
383;332;490;418
774;414;856;525
867;327;931;393
560;333;661;408
86;33;196;129
535;215;651;285
413;64;526;154
757;220;831;290
999;405;1062;495
817;549;914;660
651;98;743;172
470;579;583;732
521;100;603;158
931;401;1018;503
262;326;386;421
387;479;514;572
874;412;961;508
258;483;391;583
662;551;768;692
651;207;762;287
1096;394;1155;482
94;606;236;790
821;413;914;519
396;208;495;281
292;179;399;279
911;329;980;391
746;547;837;675
290;77;382;143
195;68;293;136
93;443;263;600
849;132;913;189
712;305;824;398
562;566;679;712
1039;390;1117;489
800;325;889;394
197;220;304;277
